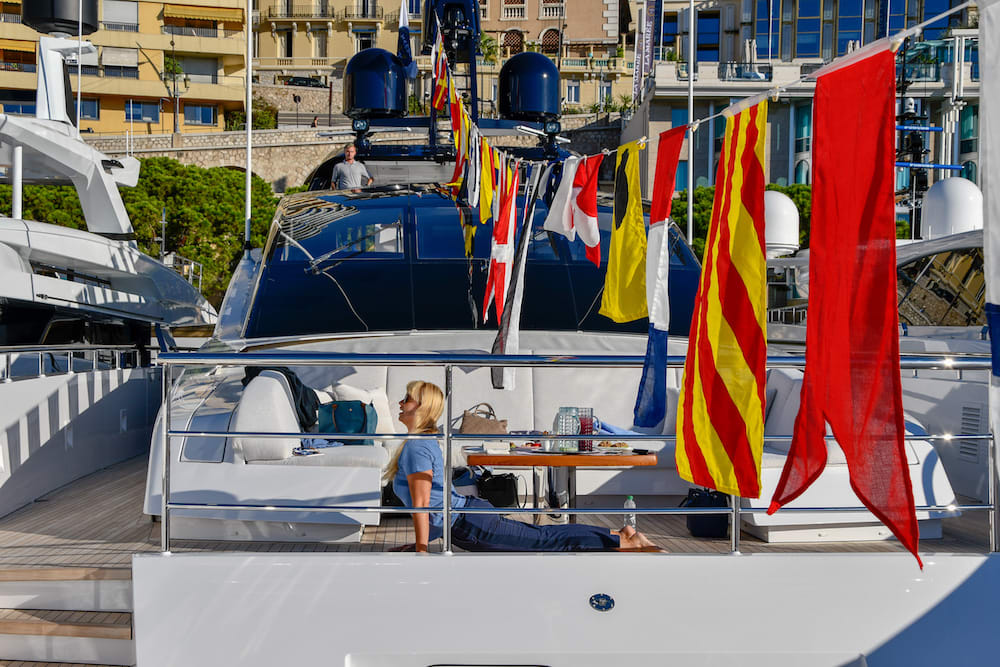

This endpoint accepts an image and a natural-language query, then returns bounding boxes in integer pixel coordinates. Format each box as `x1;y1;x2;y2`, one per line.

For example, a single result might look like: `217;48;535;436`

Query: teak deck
0;455;989;569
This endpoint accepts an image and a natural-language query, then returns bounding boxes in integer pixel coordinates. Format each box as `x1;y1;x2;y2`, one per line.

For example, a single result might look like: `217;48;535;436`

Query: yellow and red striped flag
675;101;768;498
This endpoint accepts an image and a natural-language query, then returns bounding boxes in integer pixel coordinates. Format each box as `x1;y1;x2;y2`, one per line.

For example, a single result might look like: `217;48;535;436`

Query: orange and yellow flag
675;101;768;498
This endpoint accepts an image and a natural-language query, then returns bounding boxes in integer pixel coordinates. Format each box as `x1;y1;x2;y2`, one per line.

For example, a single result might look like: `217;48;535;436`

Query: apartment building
255;0;642;114
628;0;980;199
0;0;247;135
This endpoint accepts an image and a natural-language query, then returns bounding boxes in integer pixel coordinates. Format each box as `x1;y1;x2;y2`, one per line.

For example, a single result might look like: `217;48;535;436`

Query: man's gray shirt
332;160;371;189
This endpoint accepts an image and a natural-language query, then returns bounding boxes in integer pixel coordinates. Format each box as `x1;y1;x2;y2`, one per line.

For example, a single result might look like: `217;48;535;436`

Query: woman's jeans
451;498;620;552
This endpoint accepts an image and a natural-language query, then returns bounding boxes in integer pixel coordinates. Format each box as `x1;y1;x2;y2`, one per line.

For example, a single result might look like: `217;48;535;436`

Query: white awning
101;46;138;67
103;0;138;24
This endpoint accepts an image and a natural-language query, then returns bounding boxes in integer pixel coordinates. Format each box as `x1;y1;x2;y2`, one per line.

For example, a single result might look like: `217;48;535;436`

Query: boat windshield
243;187;700;339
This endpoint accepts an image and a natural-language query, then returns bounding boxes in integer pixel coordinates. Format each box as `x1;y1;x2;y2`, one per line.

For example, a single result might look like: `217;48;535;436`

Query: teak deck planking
0;455;988;569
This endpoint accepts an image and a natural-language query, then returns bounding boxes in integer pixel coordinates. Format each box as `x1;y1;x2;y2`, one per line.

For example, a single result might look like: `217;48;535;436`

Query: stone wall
83;114;622;193
254;83;344;114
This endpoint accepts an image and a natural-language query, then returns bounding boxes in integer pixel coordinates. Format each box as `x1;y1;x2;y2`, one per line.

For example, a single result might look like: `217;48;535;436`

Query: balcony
163;24;242;39
102;21;139;32
268;5;337;19
717;61;773;81
342;5;384;20
502;4;525;20
0;61;36;73
897;62;940;82
0;12;21;23
539;2;564;19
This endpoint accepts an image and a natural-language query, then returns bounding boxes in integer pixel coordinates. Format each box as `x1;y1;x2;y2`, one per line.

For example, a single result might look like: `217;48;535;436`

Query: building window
671;107;688;128
676;161;689;192
697;11;721;62
76;98;99;120
566;79;580;104
541;28;560;55
125;101;159;122
794;160;810;184
960;105;978;154
795;102;812;153
795;0;821;58
102;0;139;32
314;31;328;58
962;161;977;185
283;31;293;58
184;104;217;126
661;11;678;56
599;82;612;105
408;0;421;14
836;0;863;57
755;0;780;60
356;31;375;51
504;30;523;54
3;102;36;115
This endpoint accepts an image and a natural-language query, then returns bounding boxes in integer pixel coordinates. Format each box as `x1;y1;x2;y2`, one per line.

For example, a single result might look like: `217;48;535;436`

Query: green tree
225;96;278;131
0;157;279;308
479;33;499;64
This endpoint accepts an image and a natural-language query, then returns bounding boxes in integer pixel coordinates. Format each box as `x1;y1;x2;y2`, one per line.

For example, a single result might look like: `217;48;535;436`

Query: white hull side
133;552;1000;666
0;367;159;518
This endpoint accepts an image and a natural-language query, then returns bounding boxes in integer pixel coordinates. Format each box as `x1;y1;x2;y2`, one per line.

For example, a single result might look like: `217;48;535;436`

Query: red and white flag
483;157;519;323
572;154;604;267
542;156;581;239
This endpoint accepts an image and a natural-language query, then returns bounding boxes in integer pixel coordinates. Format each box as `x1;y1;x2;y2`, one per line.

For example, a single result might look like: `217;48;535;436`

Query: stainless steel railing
0;344;143;382
157;350;998;554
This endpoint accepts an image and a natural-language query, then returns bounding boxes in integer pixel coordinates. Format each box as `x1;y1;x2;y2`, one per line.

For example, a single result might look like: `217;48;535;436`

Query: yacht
1;1;998;665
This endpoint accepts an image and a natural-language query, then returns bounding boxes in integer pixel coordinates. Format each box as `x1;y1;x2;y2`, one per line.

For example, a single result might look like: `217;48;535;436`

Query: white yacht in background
0;25;215;518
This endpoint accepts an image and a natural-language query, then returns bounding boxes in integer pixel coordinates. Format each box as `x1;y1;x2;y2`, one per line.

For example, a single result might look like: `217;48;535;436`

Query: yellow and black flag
600;140;648;323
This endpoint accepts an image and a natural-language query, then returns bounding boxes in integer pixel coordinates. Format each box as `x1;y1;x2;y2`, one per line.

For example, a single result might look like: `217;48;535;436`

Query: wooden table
465;450;658;523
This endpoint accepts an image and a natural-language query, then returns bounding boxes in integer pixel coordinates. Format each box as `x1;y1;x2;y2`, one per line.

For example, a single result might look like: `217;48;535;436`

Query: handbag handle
467;402;497;419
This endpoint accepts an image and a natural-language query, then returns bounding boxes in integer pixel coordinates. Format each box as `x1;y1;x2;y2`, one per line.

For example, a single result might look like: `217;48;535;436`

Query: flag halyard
676;102;768;499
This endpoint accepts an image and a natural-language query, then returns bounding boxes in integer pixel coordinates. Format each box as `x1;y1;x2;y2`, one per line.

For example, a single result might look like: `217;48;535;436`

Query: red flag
767;50;921;566
650;125;687;227
431;36;449;111
572;154;604;267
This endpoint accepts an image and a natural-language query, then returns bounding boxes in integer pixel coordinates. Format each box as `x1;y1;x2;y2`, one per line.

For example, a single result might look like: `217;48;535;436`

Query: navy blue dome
498;52;561;123
23;0;98;35
343;49;408;120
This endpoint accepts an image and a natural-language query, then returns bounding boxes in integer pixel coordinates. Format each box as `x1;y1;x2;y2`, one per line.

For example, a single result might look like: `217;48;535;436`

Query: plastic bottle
624;495;637;529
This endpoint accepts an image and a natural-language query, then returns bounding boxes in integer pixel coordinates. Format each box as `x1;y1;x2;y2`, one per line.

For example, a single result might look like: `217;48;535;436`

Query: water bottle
623;495;637;529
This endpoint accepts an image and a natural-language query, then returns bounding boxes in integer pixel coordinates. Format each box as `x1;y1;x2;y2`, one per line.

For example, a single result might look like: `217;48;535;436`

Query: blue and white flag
633;222;671;427
398;0;418;79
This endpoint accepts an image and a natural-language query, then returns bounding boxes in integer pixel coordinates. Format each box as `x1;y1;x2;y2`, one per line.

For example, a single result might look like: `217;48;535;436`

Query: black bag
680;488;730;538
476;470;520;508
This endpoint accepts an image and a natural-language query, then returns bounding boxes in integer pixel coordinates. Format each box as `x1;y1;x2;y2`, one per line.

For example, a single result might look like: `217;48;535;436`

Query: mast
244;0;253;256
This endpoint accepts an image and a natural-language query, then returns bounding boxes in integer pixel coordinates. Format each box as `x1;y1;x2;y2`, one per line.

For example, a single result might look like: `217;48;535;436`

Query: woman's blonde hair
385;380;445;481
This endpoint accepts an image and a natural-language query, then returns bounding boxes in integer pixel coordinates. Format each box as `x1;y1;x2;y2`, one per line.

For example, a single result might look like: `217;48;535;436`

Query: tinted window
897;248;985;326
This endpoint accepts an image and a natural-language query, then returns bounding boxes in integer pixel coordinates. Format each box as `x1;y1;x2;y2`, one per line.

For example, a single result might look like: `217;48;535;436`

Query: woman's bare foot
612;526;663;551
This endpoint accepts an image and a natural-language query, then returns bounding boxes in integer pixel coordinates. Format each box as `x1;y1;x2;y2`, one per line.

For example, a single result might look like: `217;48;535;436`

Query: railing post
3;352;10;382
37;353;44;378
443;364;453;554
730;494;741;554
990;431;997;553
161;362;171;552
66;350;74;375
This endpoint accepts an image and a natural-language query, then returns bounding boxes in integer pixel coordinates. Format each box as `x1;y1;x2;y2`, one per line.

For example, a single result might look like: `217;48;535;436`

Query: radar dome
764;190;800;259
498;52;561;123
922;177;982;240
343;49;408;119
23;0;98;36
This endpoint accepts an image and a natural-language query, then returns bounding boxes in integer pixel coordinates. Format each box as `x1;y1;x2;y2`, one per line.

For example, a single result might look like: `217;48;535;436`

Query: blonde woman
389;380;659;552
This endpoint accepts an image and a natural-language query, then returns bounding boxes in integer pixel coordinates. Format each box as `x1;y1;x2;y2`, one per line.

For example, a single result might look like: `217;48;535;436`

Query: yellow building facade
0;0;247;135
255;0;640;114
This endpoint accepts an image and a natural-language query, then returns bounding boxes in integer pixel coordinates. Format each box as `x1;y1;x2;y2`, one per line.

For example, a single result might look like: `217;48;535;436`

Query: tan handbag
459;403;508;434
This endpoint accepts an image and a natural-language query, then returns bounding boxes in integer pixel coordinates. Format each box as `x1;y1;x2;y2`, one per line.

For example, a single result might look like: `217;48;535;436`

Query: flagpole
687;0;695;243
243;0;253;257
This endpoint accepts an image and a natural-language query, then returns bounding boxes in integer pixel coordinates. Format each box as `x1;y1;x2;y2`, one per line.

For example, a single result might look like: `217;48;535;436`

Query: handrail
157;350;997;555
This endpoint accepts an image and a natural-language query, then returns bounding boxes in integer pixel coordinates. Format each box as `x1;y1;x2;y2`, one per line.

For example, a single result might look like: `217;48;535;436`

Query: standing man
332;143;374;191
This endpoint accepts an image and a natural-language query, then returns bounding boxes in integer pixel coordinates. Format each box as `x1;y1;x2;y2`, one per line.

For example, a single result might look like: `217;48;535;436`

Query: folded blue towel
594;419;639;436
300;438;345;449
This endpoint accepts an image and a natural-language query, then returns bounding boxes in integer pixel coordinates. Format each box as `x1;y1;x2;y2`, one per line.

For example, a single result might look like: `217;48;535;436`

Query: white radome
922;176;983;239
764;190;800;258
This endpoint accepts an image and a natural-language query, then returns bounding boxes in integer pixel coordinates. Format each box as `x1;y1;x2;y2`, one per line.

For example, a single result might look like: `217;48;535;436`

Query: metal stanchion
443;365;454;554
161;363;171;552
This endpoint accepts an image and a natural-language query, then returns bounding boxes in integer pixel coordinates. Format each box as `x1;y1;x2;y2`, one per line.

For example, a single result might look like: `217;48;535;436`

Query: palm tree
478;33;500;117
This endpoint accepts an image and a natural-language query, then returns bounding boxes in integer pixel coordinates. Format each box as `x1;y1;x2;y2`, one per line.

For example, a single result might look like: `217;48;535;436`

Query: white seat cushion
231;370;300;462
259;447;389;468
